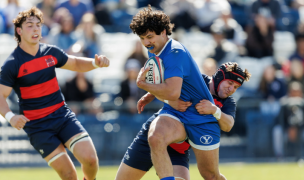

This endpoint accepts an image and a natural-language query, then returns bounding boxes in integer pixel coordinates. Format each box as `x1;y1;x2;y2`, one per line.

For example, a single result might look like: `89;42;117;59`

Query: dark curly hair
13;7;44;44
226;62;251;82
130;5;174;36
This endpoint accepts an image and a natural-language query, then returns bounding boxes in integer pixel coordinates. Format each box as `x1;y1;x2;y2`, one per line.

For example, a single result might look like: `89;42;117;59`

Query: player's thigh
148;115;186;144
192;147;220;176
115;162;147;180
173;165;190;180
44;143;77;178
64;132;98;163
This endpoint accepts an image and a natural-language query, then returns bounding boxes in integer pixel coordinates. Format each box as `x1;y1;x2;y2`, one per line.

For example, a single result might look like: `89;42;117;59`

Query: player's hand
10;115;30;130
195;100;217;115
137;93;155;114
170;99;192;112
94;54;110;67
136;67;150;88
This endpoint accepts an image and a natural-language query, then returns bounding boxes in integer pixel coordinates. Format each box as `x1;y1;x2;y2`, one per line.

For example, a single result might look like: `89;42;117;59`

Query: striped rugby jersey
0;43;68;120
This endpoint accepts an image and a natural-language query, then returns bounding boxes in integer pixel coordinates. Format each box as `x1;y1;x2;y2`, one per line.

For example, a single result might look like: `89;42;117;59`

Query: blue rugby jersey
0;43;68;120
169;74;236;154
148;39;217;124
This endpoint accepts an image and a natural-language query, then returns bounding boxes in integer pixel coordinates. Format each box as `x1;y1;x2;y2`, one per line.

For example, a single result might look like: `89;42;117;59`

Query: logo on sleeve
214;99;223;108
45;57;55;67
23;69;28;75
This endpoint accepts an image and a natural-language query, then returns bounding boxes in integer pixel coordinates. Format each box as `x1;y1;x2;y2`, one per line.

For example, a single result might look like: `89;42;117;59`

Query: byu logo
200;135;213;144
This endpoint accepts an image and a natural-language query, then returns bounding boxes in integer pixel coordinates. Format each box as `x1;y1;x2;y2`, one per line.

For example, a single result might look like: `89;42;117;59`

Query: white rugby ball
144;56;165;84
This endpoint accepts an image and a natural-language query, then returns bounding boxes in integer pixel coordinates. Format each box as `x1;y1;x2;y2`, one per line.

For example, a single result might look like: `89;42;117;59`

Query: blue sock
160;177;175;180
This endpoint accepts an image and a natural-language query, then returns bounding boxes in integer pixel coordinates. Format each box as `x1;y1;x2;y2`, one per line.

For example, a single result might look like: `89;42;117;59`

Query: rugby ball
144;56;165;84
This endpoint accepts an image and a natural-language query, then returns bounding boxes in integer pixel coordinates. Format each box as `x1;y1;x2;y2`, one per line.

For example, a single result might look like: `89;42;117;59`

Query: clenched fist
94;54;110;67
10;115;30;130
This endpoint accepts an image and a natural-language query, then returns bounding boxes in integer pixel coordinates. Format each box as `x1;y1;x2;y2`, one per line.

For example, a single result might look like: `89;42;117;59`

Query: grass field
0;163;303;180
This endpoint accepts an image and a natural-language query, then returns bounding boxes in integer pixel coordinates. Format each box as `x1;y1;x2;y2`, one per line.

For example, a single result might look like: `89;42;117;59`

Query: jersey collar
156;38;172;56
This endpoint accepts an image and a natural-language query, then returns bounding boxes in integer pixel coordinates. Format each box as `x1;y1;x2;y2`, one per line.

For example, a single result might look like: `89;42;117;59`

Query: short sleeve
0;59;18;87
52;46;68;68
221;97;236;119
163;50;187;80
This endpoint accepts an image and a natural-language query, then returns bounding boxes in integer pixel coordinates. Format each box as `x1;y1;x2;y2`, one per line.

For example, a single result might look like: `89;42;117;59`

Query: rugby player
115;63;251;180
0;7;109;180
125;6;250;180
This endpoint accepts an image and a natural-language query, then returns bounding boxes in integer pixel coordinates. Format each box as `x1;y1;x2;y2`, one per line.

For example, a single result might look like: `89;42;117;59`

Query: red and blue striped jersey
0;43;68;120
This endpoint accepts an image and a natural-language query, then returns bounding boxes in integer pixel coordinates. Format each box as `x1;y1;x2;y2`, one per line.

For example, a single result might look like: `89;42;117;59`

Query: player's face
139;30;168;54
217;80;240;98
19;16;42;45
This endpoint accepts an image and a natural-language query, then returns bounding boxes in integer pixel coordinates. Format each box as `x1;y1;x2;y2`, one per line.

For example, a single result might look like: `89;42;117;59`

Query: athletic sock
160;177;175;180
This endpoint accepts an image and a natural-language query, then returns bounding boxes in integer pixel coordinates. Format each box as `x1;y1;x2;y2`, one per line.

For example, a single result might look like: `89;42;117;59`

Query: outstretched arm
0;84;29;130
61;54;110;72
195;100;234;132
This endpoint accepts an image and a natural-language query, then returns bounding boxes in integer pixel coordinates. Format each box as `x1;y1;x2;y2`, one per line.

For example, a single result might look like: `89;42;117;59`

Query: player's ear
16;27;22;35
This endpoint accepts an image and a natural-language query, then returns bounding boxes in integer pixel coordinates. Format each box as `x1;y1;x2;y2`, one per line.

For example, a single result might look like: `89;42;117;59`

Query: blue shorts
122;114;190;171
23;106;86;158
159;110;221;150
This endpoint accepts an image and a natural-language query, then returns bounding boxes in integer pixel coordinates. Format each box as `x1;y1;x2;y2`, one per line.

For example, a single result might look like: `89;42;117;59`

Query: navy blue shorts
122;114;190;171
23;106;86;158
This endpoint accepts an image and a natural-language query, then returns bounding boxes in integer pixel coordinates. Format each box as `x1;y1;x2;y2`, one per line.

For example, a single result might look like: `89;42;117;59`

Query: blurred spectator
36;0;57;36
289;33;304;63
63;72;95;114
246;64;286;157
125;40;148;67
119;60;146;113
2;0;25;34
245;15;274;58
73;13;105;58
94;3;113;31
57;0;88;26
228;0;248;28
162;0;197;31
249;0;282;28
212;10;246;54
259;64;287;100
273;81;304;160
287;60;304;91
47;11;77;53
110;1;136;33
201;58;217;76
208;23;238;64
193;0;231;33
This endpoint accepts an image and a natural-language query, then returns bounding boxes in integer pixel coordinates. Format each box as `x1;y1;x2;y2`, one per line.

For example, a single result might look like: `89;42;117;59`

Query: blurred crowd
1;0;304;160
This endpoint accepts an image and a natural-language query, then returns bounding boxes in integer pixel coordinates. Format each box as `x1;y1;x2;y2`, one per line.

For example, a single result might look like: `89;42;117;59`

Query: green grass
0;163;303;180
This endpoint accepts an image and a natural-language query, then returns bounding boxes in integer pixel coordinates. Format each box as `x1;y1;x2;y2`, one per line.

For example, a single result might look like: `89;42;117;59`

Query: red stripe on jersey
18;55;58;78
20;77;59;99
24;101;64;120
169;141;191;154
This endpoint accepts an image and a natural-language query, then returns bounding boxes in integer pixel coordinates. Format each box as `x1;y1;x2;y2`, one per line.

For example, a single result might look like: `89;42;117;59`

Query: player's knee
82;154;98;167
148;131;166;149
200;171;219;180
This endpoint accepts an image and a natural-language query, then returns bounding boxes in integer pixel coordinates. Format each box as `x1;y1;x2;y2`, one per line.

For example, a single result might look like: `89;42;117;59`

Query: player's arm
0;84;29;130
61;54;110;72
136;67;182;101
195;100;234;132
137;92;155;114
